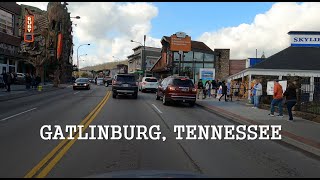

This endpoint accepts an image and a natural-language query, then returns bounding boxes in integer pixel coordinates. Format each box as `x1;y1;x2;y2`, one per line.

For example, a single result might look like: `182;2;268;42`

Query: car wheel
133;93;138;99
73;87;76;90
113;93;117;99
156;92;160;100
189;102;195;107
87;86;90;90
141;89;145;93
162;94;168;105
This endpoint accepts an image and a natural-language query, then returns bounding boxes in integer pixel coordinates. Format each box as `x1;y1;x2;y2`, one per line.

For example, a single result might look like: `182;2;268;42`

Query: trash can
38;85;42;92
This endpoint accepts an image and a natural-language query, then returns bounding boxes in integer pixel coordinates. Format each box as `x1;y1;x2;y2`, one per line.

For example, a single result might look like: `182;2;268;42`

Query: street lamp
130;35;146;77
77;44;90;76
71;16;80;19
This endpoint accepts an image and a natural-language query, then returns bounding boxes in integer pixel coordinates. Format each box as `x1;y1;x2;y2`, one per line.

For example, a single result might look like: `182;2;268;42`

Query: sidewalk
0;83;71;102
196;96;320;157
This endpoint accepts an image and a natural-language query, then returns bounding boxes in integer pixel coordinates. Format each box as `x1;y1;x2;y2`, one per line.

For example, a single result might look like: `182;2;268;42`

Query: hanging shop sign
24;15;34;43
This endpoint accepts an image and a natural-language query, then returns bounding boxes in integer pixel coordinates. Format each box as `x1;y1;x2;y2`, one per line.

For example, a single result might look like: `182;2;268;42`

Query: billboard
266;80;287;95
170;33;191;52
24;15;34;43
199;68;215;84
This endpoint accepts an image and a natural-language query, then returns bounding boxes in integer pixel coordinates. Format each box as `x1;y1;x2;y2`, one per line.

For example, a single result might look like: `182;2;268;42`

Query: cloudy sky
17;2;320;68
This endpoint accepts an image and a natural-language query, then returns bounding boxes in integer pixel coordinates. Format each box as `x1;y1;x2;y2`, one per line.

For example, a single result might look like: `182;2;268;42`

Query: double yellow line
25;91;111;178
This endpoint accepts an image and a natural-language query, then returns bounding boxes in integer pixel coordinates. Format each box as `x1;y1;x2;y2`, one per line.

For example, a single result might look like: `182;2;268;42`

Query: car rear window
145;78;157;82
172;79;194;87
76;78;88;82
117;75;135;82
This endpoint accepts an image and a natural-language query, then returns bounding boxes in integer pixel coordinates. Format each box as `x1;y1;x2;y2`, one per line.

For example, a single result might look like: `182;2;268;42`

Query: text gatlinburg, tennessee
40;125;282;141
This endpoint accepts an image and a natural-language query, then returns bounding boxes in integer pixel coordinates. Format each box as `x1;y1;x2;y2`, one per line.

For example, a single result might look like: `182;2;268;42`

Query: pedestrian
36;74;41;88
283;82;297;121
252;79;262;109
233;80;240;101
219;81;228;102
6;72;13;92
25;73;31;89
2;70;8;89
211;80;217;98
269;80;284;117
250;79;256;104
197;79;204;99
205;80;212;98
216;79;222;98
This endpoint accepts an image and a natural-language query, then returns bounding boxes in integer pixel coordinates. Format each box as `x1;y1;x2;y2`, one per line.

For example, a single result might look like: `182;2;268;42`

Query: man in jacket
219;81;228;102
252;79;262;109
269;80;283;117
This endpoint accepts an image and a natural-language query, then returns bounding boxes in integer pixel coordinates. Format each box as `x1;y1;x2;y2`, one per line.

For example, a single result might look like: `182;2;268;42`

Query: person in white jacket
253;79;262;109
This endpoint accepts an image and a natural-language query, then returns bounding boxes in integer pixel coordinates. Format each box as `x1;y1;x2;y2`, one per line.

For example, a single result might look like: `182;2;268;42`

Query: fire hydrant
38;85;43;92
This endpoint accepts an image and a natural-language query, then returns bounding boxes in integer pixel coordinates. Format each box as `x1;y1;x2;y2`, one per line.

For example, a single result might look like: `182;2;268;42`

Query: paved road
0;85;319;178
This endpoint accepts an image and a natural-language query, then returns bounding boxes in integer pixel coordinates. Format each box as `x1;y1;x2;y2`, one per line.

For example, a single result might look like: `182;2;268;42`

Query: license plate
181;88;189;92
122;84;129;87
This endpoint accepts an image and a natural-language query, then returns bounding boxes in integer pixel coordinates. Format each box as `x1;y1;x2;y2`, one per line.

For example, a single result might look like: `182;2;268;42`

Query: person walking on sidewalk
35;74;41;88
25;73;32;90
252;79;262;109
6;72;13;92
283;82;297;121
205;80;212;98
219;81;228;102
211;79;217;98
2;71;8;90
197;79;204;99
269;80;284;117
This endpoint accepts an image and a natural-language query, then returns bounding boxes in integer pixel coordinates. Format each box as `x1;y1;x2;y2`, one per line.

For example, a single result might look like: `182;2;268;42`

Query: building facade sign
24;15;34;43
290;34;320;47
170;33;191;52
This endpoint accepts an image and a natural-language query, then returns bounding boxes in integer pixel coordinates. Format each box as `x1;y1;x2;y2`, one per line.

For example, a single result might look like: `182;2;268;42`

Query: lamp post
131;35;146;77
77;44;90;77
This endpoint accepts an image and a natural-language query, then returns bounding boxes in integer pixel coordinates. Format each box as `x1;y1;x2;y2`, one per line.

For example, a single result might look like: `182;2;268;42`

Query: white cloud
17;2;160;68
198;2;320;59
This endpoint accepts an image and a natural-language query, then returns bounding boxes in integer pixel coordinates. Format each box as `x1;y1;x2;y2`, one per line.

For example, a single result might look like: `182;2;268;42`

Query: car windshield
75;78;88;82
145;78;157;82
172;79;194;87
117;76;135;82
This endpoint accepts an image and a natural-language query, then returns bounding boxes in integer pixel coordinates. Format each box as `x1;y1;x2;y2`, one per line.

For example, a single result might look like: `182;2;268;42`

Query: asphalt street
0;84;319;178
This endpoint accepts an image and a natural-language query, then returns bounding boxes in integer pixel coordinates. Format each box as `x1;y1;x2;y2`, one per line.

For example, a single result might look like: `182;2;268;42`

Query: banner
24;15;34;42
266;80;287;95
57;33;63;59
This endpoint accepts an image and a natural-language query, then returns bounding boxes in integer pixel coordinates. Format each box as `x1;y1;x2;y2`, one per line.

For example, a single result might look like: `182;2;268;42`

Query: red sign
57;33;63;59
24;15;34;42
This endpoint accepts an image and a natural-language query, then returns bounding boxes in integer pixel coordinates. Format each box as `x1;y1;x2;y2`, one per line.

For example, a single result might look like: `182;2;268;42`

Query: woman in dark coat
283;82;297;121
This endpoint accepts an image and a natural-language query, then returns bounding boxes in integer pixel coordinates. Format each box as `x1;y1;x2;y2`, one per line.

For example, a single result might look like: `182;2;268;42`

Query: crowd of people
195;78;298;121
0;71;41;92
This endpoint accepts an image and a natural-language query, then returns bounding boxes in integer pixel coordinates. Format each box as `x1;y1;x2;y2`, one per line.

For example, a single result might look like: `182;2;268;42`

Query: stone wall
214;49;230;81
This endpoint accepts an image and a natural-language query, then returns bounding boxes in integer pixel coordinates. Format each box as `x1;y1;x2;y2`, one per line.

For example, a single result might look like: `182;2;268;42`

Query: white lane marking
0;108;37;122
74;91;80;95
152;104;163;114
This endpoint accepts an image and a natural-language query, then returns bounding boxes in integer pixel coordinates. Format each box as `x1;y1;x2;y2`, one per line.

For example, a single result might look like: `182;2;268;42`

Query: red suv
156;76;197;106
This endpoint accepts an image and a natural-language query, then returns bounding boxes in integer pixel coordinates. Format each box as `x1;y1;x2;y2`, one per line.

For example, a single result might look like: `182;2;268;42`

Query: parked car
156;76;197;106
96;78;104;85
112;74;138;99
73;78;90;90
139;77;158;92
15;73;26;84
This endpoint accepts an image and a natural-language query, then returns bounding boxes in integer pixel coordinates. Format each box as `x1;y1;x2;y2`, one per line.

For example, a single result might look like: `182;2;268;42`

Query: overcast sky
17;2;320;68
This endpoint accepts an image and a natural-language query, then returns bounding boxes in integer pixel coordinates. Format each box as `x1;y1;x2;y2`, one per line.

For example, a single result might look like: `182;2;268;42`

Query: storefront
151;32;222;83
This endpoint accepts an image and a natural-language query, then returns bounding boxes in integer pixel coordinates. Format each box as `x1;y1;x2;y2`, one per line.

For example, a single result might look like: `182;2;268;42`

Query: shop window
194;52;204;62
183;51;193;62
204;53;215;62
0;9;14;35
204;63;214;68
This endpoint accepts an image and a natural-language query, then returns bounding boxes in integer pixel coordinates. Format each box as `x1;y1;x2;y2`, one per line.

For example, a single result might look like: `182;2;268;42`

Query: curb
0;86;67;102
196;102;320;157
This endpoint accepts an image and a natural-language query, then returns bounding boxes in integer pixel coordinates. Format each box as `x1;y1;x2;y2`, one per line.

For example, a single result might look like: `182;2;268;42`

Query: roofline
288;31;320;35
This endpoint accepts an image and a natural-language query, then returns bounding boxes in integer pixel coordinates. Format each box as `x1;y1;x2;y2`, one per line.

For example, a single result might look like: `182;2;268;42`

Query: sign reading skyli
24;15;34;43
290;34;320;47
